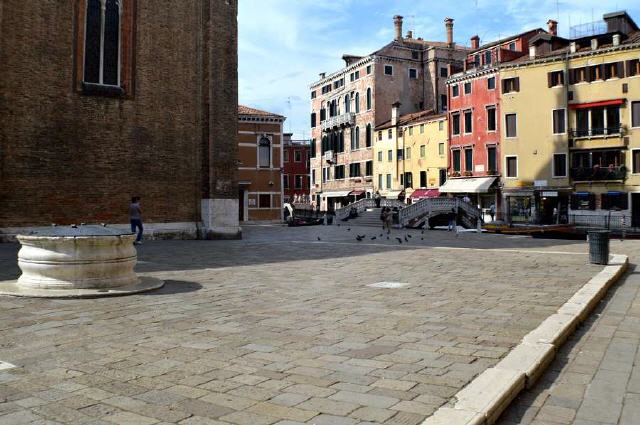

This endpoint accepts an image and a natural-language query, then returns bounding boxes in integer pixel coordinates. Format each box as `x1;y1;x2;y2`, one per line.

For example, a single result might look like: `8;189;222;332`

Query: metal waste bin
588;230;609;265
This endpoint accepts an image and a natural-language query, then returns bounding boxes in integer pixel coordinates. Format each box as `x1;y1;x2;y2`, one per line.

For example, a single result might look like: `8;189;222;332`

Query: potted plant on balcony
451;171;461;177
463;171;473;177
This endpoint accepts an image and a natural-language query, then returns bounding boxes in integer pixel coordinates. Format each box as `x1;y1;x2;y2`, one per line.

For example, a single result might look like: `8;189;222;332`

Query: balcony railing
322;113;356;131
570;125;623;139
570;165;627;181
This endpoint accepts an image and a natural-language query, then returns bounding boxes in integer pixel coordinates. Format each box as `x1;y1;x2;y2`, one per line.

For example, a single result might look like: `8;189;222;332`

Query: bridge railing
334;198;375;220
399;198;482;227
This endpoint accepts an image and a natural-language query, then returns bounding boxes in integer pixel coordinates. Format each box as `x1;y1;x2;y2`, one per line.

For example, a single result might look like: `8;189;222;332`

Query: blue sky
239;1;640;139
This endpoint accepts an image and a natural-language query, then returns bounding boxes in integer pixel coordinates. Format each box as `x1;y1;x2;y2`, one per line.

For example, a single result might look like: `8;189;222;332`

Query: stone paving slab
497;262;640;425
0;225;607;424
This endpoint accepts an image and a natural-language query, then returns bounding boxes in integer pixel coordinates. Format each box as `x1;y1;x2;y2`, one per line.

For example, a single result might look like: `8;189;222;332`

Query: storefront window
508;196;532;222
601;192;628;210
570;193;595;210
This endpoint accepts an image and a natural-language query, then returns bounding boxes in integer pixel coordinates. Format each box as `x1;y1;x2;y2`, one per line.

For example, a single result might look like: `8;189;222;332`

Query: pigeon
347;228;351;231
421;229;425;234
317;237;321;241
404;236;409;242
371;236;377;240
407;234;412;238
387;236;390;240
379;233;383;237
356;235;363;241
421;237;424;240
396;237;402;244
337;223;341;227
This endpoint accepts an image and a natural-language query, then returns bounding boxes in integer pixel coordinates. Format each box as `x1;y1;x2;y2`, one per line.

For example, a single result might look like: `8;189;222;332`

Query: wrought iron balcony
569;125;623;139
570;165;627;181
322;112;356;131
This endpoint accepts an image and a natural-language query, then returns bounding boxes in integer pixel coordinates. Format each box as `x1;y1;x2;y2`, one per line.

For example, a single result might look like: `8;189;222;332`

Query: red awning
569;99;625;109
410;189;440;199
349;190;365;196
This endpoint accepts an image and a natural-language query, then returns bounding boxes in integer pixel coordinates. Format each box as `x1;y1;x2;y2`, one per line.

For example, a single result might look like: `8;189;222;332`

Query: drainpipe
563;49;570;224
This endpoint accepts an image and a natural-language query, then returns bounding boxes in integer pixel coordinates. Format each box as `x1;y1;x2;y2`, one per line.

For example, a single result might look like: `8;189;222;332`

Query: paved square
0;225;604;424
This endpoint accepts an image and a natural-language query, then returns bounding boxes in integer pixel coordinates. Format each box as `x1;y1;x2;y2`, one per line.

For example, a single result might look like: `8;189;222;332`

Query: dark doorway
632;193;640;228
238;189;245;221
439;169;447;186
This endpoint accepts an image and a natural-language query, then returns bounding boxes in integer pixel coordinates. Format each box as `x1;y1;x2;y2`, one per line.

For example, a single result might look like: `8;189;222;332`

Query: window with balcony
464;110;473;134
452;84;459;97
502;77;519;94
571;150;626;181
464;82;472;95
384;65;393;75
553;153;567;177
420;171;427;187
573;106;621;137
452;112;461;135
506;156;517;177
365;161;373;176
452;150;461;172
552;109;566;134
464;149;473;172
548;71;564;87
505;114;517;138
487;106;496;131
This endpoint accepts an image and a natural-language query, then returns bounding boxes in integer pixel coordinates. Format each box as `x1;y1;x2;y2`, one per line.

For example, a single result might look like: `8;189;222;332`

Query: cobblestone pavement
498;266;640;425
0;225;618;424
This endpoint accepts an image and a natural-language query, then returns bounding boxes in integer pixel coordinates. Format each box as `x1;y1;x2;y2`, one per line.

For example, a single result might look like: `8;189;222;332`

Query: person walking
380;206;386;230
489;203;495;222
383;207;393;234
447;208;457;232
374;190;381;208
463;194;471;204
398;189;406;203
129;196;143;245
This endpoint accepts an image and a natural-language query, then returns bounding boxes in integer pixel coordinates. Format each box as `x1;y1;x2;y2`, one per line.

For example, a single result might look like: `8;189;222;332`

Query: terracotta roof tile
238;105;284;118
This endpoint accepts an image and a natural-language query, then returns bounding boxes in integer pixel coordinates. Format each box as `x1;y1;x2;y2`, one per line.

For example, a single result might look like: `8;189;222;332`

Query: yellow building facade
499;13;640;226
374;108;448;200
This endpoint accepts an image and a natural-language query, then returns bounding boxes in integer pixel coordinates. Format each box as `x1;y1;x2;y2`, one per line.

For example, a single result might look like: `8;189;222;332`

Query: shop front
439;177;498;210
504;187;570;224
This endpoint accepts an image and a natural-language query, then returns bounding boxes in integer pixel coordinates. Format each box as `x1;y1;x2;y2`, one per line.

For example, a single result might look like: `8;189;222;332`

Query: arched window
345;94;350;113
84;0;122;86
355;126;360;150
366;88;372;110
355;93;360;113
366;124;372;147
258;137;271;168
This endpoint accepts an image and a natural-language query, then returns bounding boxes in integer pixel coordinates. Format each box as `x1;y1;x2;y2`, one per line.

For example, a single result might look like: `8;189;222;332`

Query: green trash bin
588;230;609;265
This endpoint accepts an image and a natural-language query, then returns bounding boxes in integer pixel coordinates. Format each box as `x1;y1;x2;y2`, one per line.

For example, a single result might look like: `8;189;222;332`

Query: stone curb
422;254;629;425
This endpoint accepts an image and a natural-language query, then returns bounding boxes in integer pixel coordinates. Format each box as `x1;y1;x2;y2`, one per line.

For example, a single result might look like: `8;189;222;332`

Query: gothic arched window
355;92;360;113
345;94;350;113
258;137;271;168
366;88;372;110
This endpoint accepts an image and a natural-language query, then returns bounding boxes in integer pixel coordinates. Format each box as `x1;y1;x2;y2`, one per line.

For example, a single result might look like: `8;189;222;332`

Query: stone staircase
341;208;384;227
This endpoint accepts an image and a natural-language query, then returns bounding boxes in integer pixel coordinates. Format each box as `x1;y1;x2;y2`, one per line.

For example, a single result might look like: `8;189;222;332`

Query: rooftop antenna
556;0;560;22
286;96;292;133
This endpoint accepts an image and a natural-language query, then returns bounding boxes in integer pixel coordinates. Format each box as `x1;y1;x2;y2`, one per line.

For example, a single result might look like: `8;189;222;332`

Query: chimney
529;45;536;59
613;34;621;46
406;30;413;39
570;42;577;53
319;72;326;79
591;38;598;50
391;102;401;126
470;35;480;49
547;19;558;36
394;15;403;41
445;18;454;47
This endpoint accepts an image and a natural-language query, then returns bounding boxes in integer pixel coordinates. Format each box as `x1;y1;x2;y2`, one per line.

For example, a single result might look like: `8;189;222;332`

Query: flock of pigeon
316;223;428;244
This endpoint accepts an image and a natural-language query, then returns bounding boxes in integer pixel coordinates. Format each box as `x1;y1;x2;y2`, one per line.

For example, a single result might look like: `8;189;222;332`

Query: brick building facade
0;1;240;239
283;134;311;204
238;106;285;222
309;16;468;211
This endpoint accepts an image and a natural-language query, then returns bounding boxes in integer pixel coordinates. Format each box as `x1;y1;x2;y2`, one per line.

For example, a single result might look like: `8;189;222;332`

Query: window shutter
501;79;507;93
547;72;553;88
617;61;625;78
627;60;633;76
514;77;520;92
586;67;593;82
